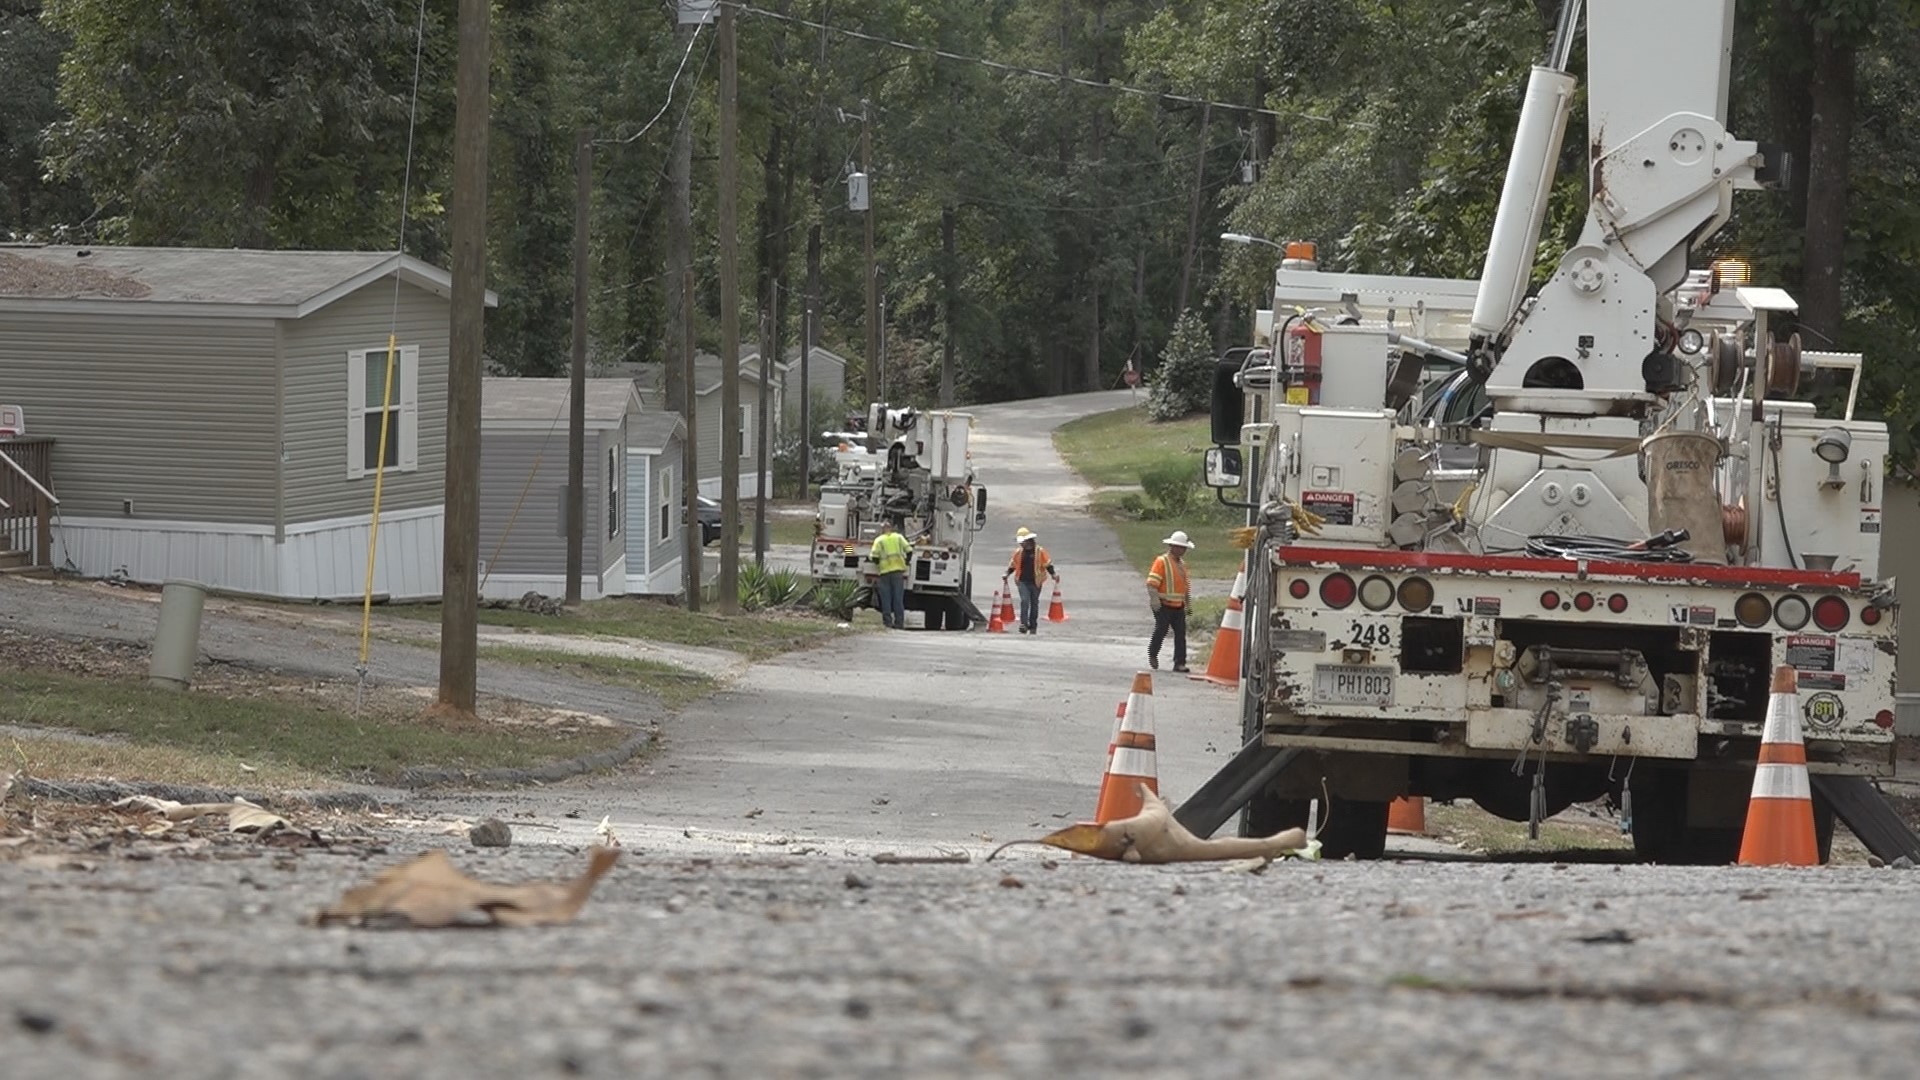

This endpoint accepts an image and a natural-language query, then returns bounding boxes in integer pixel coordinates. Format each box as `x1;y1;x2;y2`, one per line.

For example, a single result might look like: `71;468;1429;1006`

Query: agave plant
737;562;771;611
808;578;864;621
760;568;804;607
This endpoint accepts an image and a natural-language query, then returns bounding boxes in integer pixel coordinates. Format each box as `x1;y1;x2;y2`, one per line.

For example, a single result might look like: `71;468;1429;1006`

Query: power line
598;19;709;146
719;0;1375;131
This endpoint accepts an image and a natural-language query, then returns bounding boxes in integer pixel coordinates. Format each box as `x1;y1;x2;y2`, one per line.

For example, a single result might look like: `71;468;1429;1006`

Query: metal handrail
0;449;57;506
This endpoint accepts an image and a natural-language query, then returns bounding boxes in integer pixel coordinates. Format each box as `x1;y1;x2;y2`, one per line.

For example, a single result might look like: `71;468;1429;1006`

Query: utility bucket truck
810;404;989;630
1178;0;1910;863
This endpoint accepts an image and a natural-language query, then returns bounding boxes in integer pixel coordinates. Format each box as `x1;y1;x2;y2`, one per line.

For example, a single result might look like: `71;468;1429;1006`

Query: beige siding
280;282;448;524
0;312;276;522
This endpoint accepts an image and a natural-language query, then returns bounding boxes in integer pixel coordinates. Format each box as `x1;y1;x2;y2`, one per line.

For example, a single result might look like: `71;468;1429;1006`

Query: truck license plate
1313;665;1395;707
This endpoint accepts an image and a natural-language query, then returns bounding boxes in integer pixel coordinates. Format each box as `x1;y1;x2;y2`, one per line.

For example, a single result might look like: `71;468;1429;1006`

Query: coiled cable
1523;529;1696;563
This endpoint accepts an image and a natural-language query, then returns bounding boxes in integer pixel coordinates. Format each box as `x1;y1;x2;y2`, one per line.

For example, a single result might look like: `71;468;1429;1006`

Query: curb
392;727;660;789
17;778;388;812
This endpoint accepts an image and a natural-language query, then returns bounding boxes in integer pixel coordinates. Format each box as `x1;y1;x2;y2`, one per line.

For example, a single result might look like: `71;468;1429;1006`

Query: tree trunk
1177;103;1212;316
940;205;957;407
1800;27;1855;345
664;19;694;417
1768;0;1815;223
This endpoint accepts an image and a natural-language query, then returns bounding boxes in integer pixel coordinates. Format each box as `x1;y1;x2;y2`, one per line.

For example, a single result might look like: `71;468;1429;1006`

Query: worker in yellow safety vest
1002;526;1060;635
1145;530;1193;672
869;516;913;629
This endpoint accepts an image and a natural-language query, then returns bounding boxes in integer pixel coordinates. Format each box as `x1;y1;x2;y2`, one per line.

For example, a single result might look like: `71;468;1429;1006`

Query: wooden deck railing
0;437;55;568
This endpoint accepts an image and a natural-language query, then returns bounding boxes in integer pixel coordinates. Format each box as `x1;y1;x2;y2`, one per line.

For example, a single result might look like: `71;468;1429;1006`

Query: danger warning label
1798;671;1846;692
1786;634;1836;673
1301;490;1355;527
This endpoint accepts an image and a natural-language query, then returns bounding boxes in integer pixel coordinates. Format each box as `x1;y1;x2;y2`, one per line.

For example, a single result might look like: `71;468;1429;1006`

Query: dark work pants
1150;605;1187;668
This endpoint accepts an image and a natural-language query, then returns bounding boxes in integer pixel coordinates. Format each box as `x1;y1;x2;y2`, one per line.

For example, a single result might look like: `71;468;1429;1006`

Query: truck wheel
1246;793;1389;860
1625;769;1834;865
926;604;946;631
945;599;971;631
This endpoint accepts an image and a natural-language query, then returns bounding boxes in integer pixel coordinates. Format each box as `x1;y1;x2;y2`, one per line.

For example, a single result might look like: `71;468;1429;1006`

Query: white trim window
346;345;420;479
607;447;620;541
739;404;752;459
657;463;675;541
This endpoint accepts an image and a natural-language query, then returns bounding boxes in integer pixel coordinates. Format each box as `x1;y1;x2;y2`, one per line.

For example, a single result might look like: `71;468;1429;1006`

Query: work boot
1148;653;1159;670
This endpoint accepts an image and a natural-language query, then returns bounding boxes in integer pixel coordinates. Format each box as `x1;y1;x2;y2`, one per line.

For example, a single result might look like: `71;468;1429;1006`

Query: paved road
424;390;1249;847
5;837;1918;1078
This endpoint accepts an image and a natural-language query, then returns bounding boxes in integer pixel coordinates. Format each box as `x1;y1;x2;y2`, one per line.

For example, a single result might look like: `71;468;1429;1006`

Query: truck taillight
1358;575;1394;611
1607;593;1628;614
1320;573;1356;610
1540;589;1561;611
1288;578;1310;600
1876;710;1895;729
1813;596;1850;632
1734;592;1771;629
1863;605;1883;627
1773;594;1810;631
1397;577;1433;612
1573;591;1594;612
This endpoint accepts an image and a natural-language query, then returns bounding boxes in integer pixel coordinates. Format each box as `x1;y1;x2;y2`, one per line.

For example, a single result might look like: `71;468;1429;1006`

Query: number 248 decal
1347;622;1391;646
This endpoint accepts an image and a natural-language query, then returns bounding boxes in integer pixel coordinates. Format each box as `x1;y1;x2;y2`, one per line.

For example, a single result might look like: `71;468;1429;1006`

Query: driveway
429;390;1246;847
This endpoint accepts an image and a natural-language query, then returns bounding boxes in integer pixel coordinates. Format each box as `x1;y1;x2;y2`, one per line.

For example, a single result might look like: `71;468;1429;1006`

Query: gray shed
619;353;774;498
0;244;495;600
478;377;642;600
623;411;688;596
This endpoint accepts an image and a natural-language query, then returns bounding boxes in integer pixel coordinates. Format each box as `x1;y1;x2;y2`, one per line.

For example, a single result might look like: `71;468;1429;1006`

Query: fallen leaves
109;796;290;835
314;847;621;929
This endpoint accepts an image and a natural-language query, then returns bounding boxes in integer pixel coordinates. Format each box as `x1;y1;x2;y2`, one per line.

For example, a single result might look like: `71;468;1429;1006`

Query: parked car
694;495;723;546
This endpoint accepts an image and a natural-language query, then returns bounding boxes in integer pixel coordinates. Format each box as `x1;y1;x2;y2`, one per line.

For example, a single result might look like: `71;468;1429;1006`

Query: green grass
735;517;819;547
385;597;853;661
1055;405;1249;579
0;671;629;784
481;646;719;709
1052;404;1217;487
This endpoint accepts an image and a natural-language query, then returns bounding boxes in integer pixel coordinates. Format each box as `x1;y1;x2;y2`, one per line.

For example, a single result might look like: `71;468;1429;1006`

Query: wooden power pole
717;1;741;614
436;0;489;719
566;128;592;605
862;104;879;405
681;268;701;611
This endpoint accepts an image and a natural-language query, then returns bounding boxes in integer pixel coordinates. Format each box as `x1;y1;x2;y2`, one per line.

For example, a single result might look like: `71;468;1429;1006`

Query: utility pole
436;0;488;720
940;206;956;408
861;102;879;405
680;269;701;611
716;1;741;614
753;301;771;566
798;302;811;504
565;128;592;606
665;5;698;432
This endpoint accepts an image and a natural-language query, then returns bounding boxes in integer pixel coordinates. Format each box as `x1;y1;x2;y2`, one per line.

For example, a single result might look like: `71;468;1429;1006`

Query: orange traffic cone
1047;583;1069;622
986;587;1007;633
1387;797;1426;835
1103;699;1126;769
1193;555;1248;687
1738;664;1820;867
998;589;1016;628
1094;672;1160;824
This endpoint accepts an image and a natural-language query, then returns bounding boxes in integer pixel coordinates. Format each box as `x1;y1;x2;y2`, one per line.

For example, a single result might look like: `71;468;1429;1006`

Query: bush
807;578;863;621
1140;461;1200;517
1146;310;1216;422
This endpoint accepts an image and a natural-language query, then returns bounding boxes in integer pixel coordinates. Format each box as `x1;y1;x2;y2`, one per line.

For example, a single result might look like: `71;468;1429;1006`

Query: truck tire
1629;770;1835;865
926;603;946;631
1246;793;1389;860
945;599;970;631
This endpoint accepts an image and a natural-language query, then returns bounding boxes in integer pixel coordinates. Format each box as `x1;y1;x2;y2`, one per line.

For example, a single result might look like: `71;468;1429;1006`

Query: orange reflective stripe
1757;742;1807;765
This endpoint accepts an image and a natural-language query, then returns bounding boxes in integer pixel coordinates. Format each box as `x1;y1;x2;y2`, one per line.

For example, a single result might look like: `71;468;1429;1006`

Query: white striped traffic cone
1193;555;1247;687
1094;672;1159;823
1737;664;1820;866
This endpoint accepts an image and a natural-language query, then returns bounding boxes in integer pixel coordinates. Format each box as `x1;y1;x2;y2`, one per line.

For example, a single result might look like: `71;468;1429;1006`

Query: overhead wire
599;19;710;146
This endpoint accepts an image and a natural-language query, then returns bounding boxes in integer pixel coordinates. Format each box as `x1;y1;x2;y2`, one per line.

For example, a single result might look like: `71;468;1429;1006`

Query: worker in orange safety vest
1145;530;1193;672
1001;526;1060;635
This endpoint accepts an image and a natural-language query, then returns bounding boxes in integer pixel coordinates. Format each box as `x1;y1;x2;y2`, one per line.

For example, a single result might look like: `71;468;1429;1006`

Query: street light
1221;231;1285;252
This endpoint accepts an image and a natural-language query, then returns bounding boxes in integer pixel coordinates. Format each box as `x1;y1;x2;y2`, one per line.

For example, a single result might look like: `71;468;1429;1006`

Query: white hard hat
1015;526;1038;542
1162;530;1194;549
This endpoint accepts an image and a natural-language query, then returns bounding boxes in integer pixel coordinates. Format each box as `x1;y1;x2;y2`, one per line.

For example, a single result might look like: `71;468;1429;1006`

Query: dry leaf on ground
111;796;290;834
313;847;620;929
1026;786;1308;864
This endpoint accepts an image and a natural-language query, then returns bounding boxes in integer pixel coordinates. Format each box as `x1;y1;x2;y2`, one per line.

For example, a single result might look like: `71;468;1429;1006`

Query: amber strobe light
1734;592;1772;629
1397;576;1434;612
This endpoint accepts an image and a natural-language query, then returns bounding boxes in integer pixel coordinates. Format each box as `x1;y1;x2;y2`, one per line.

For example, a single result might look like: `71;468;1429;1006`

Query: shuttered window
345;345;420;480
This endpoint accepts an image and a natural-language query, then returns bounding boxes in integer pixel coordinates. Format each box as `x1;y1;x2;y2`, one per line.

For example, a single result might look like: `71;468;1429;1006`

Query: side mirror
974;485;988;527
1203;446;1243;489
1210;360;1245;446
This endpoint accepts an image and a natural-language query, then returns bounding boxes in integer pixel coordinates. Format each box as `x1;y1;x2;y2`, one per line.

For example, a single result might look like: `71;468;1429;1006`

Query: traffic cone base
1387;797;1425;835
1737;664;1820;867
1095;672;1159;824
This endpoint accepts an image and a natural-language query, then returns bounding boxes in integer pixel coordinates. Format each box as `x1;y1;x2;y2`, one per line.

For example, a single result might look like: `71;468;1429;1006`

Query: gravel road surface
4;835;1917;1079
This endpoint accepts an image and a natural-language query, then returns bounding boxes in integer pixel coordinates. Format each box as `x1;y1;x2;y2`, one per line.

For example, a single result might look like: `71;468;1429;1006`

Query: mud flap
956;595;986;624
1172;736;1301;839
1809;775;1920;864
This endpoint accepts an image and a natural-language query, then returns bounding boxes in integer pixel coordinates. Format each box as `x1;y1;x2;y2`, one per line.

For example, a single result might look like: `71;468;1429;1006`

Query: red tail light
1875;710;1895;729
1862;605;1883;627
1320;573;1357;609
1540;590;1561;611
1607;593;1628;614
1573;591;1594;612
1288;578;1310;600
1813;596;1850;632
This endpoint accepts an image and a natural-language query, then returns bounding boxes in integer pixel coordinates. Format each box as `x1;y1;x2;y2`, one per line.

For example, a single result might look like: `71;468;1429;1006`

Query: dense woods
4;0;1918;458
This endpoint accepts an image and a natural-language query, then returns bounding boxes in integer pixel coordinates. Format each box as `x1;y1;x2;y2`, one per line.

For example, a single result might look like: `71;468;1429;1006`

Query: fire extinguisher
1285;317;1323;406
